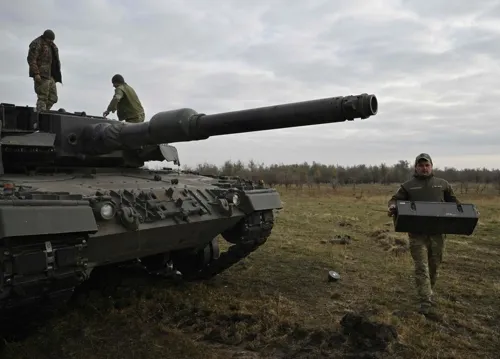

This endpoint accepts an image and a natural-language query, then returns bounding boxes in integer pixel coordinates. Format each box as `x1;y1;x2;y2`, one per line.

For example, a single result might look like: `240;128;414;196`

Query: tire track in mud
1;265;403;359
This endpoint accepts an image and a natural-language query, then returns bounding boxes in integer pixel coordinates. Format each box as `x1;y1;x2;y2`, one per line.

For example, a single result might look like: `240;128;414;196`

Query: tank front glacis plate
0;169;281;313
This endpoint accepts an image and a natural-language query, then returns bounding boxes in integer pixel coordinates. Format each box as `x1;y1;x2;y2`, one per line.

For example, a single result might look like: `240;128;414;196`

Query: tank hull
0;169;279;316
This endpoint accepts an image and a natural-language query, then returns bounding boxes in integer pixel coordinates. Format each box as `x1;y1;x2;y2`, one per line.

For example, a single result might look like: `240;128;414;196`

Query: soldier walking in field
103;74;145;123
387;153;460;318
27;29;63;112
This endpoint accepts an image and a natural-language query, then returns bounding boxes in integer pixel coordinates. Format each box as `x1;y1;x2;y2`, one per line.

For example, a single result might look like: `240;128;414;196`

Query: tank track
179;209;275;281
0;209;274;322
0;234;90;327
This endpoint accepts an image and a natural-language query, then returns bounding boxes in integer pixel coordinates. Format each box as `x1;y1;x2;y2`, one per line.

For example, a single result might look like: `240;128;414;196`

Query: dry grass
3;183;500;358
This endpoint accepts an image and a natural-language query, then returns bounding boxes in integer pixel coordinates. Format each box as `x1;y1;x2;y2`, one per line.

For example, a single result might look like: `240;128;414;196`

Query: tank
0;93;378;316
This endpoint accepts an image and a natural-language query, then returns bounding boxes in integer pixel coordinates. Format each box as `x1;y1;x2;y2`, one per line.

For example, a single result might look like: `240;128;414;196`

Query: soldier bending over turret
103;74;145;123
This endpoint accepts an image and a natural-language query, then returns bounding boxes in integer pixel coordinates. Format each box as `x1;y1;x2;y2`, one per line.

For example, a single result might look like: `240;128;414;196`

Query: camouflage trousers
408;233;445;305
34;77;58;111
123;113;145;123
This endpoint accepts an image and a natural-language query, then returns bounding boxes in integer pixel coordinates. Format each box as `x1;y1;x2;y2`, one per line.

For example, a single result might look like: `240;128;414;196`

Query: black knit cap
112;74;125;84
43;29;55;40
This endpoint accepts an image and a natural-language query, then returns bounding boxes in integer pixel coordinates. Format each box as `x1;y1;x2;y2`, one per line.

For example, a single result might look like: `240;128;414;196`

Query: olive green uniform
388;163;459;308
106;83;145;123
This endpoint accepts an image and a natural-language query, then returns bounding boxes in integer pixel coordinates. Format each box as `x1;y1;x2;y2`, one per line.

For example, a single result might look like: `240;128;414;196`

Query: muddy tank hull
0;170;280;314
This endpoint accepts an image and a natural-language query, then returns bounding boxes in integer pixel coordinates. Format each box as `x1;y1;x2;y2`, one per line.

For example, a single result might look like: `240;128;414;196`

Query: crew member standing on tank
103;74;145;123
387;153;460;318
27;29;62;112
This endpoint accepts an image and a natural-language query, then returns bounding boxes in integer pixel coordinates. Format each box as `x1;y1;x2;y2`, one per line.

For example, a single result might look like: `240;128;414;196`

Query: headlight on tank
231;193;240;206
94;201;116;220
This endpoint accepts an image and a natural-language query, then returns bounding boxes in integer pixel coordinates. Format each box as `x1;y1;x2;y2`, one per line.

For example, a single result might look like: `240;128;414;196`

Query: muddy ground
2;184;499;359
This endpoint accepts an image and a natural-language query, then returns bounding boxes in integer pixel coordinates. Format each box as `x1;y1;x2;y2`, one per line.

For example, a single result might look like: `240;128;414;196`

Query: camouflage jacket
106;83;145;122
388;174;459;206
27;36;62;83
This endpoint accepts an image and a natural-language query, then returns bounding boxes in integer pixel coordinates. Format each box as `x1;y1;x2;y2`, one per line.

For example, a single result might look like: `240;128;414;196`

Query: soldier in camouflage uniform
27;29;62;112
388;153;459;317
103;74;145;123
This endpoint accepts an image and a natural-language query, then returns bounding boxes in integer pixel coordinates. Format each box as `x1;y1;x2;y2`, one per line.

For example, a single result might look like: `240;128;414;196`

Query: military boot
430;285;442;307
418;301;442;321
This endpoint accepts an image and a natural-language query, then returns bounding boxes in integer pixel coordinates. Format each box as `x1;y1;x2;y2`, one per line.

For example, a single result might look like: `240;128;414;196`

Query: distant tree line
181;160;500;189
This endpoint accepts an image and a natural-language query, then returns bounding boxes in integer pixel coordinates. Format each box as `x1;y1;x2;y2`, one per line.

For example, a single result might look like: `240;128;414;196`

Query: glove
387;205;397;217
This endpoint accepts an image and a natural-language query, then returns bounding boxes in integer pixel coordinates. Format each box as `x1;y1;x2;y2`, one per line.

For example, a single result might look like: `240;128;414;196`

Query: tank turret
0;93;377;173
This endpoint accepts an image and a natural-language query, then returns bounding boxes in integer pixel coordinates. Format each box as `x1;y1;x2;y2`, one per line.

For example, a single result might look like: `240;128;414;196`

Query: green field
3;183;499;359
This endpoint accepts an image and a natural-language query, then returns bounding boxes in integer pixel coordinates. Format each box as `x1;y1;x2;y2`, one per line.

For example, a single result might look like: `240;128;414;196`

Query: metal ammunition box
393;200;479;235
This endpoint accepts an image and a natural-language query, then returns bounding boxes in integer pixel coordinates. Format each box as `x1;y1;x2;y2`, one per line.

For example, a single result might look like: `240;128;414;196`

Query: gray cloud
1;0;499;170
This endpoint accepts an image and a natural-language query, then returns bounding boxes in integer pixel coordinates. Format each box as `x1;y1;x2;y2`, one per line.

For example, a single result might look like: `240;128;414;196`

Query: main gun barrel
78;93;377;155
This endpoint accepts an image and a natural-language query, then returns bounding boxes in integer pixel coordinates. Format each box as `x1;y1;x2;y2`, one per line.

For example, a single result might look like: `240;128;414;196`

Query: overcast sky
1;0;499;170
